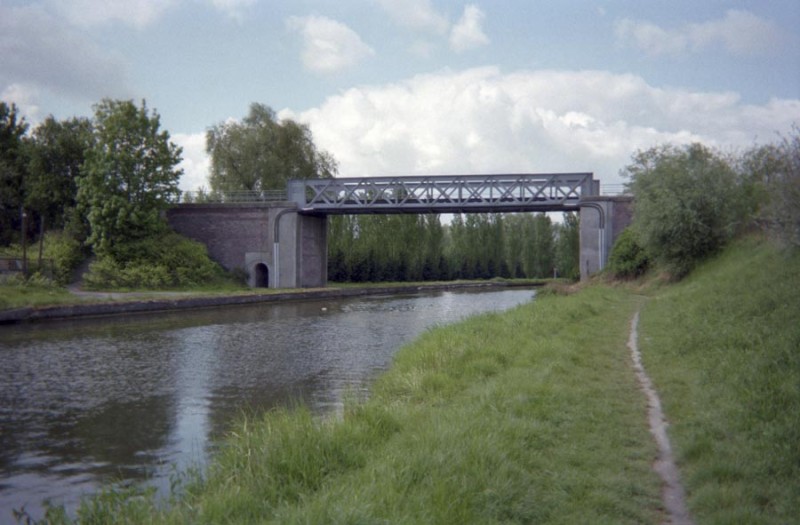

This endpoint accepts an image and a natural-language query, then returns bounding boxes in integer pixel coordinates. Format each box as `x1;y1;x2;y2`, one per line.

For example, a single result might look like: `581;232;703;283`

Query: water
0;288;534;522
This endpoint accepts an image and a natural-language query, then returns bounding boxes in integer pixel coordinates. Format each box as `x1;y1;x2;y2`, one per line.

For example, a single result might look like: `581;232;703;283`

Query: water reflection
0;288;534;523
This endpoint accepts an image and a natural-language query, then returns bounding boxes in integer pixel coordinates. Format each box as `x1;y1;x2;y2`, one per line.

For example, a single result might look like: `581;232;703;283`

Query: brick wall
166;204;273;272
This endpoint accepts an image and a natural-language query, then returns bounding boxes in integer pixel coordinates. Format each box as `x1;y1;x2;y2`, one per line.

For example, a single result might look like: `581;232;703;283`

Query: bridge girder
288;173;597;215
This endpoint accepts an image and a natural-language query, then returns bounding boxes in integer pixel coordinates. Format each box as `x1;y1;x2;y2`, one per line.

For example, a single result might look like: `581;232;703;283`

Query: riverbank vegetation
608;130;799;280
34;284;663;524
26;235;797;525
638;237;800;522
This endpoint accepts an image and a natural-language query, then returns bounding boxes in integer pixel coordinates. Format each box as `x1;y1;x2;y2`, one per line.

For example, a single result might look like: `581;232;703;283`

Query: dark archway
254;263;269;287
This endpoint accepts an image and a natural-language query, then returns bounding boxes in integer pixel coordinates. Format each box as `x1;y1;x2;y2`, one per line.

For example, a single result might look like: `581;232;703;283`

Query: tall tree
0;102;29;245
206;103;337;193
531;214;555;277
26;116;93;234
554;212;580;279
741;129;800;247
77;99;182;258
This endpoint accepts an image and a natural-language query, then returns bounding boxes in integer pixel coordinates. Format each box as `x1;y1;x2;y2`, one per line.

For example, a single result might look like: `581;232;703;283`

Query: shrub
623;143;749;278
607;228;649;279
0;231;84;285
82;257;124;289
43;231;84;285
83;231;226;289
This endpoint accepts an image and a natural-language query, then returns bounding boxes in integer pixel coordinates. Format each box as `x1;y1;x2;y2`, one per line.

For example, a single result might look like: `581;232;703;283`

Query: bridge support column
274;212;328;288
579;196;633;280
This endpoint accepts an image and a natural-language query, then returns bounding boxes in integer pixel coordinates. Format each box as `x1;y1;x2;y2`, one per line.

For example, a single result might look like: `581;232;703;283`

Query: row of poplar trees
328;212;580;283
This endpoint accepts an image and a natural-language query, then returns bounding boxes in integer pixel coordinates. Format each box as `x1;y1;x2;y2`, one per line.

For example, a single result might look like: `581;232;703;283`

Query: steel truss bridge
287;173;598;215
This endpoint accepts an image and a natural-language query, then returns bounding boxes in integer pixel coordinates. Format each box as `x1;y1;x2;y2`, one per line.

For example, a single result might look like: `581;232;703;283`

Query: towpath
629;308;694;525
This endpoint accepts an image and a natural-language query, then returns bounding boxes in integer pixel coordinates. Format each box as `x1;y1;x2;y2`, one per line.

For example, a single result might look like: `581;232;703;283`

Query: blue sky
2;0;799;191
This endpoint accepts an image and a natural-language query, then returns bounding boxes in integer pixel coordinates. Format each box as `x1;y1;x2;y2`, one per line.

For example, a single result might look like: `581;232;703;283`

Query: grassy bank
31;236;798;524
638;237;800;523
0;277;81;310
45;285;662;524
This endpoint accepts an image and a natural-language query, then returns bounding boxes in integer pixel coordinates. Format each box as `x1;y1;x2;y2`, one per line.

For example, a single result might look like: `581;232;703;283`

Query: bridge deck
288;173;597;215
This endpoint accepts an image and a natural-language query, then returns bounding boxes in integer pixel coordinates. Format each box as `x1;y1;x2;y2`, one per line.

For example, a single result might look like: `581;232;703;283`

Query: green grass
0;277;84;310
638;236;800;523
43;284;663;524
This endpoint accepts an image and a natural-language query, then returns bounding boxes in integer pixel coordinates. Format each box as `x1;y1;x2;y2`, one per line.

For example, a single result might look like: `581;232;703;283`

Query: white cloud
209;0;257;23
286;15;375;74
687;9;783;55
449;5;490;52
50;0;180;29
49;0;254;28
173;132;211;192
616;9;785;56
0;5;130;103
614;19;687;55
283;67;799;187
375;0;449;34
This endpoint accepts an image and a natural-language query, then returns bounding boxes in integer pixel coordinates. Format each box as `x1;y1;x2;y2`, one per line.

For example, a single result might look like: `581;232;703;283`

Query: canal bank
45;284;666;524
0;287;537;523
0;281;544;324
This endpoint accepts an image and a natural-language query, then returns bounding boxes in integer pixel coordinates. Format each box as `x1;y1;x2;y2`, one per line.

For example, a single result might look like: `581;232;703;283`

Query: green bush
83;231;226;289
0;231;84;285
43;231;84;284
607;228;649;279
624;143;750;278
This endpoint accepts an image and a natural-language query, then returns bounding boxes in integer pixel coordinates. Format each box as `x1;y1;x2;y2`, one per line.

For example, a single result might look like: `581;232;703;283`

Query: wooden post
38;215;45;269
20;207;28;277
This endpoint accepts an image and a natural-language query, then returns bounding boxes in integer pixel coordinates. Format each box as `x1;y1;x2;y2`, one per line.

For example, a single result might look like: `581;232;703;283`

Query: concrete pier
579;196;633;280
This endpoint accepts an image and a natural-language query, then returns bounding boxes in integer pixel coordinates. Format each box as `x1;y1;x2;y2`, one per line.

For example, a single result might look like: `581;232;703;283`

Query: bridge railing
599;183;631;196
179;189;288;204
288;173;596;214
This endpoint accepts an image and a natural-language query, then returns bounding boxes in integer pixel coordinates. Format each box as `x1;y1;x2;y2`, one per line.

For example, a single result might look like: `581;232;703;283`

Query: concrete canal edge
0;282;539;324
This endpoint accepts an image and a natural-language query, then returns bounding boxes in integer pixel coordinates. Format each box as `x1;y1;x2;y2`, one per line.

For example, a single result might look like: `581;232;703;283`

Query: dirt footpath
628;309;694;525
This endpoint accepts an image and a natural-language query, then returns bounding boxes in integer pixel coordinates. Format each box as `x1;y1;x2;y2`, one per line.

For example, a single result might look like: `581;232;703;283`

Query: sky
2;0;799;192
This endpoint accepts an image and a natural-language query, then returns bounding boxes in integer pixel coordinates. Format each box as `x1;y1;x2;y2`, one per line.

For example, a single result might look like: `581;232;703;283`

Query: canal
0;288;534;522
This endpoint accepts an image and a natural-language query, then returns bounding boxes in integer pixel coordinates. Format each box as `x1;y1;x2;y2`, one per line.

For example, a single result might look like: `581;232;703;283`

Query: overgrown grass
37;285;663;524
638;236;800;523
0;275;83;310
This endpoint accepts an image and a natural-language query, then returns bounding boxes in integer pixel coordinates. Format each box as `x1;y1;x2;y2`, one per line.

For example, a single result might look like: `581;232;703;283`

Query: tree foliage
77;99;182;258
623;143;748;277
607;227;649;279
741;128;800;247
554;212;580;280
328;212;576;283
26;116;93;235
206;103;337;193
0;102;29;245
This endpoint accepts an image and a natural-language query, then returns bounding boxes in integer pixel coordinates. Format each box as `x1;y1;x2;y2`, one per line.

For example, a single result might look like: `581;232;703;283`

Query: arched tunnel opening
254;263;269;288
